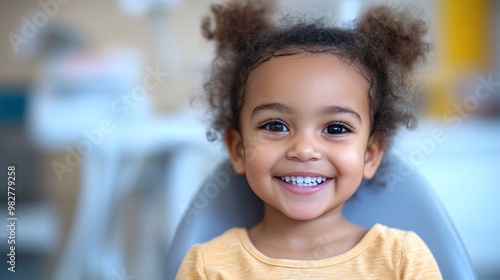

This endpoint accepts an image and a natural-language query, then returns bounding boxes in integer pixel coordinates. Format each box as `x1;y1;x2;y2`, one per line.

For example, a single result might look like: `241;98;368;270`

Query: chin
281;206;326;221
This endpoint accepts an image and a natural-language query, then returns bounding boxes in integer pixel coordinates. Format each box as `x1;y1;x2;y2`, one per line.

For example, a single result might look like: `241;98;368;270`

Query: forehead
243;53;371;118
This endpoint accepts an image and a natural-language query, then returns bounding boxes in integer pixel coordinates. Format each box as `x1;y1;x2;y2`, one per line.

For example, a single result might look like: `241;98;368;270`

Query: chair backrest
165;153;476;279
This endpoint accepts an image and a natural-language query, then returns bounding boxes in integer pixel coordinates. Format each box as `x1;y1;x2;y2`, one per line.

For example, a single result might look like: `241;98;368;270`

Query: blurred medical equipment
25;2;222;277
165;153;477;279
119;0;181;76
28;48;220;279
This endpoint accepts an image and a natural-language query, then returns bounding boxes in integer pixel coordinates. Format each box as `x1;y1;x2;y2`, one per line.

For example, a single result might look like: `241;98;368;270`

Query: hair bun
202;0;275;55
357;5;431;73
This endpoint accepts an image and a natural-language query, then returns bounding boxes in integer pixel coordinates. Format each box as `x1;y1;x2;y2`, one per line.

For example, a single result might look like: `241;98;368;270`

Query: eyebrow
318;105;362;124
250;103;293;120
250;102;362;124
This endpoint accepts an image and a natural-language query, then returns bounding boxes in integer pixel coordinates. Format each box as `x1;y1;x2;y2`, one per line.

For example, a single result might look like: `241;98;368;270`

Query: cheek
240;132;260;165
244;141;280;171
242;139;285;191
243;145;276;198
242;141;262;166
241;131;282;166
332;150;365;197
333;144;366;176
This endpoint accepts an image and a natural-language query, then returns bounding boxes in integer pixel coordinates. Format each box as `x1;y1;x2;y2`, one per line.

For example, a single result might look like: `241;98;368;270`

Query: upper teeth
280;176;327;187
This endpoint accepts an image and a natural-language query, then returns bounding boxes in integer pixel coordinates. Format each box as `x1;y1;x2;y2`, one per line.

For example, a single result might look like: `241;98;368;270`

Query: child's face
225;53;384;221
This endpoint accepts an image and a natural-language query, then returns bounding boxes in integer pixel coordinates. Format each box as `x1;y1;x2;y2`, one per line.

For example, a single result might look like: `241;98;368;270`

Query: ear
224;129;246;174
363;136;384;179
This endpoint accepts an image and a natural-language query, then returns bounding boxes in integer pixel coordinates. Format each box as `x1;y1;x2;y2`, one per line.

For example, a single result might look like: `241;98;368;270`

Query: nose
286;132;323;162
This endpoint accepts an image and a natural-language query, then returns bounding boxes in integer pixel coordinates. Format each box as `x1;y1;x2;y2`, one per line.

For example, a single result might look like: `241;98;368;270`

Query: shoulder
368;224;442;279
364;224;413;251
373;224;434;257
182;227;246;263
369;224;427;250
198;227;244;251
176;228;246;279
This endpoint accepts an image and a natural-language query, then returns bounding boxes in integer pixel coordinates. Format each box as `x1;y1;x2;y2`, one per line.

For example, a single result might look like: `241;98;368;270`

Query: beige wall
0;0;215;111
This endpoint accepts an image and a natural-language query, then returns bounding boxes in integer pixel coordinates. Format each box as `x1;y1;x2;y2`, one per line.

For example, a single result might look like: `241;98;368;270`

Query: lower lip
276;178;331;195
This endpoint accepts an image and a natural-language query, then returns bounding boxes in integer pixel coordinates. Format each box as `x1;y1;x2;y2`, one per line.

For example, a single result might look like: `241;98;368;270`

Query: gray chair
165;153;477;279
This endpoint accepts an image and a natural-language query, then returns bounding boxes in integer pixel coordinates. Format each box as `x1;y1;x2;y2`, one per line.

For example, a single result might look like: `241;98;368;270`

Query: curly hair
199;0;431;149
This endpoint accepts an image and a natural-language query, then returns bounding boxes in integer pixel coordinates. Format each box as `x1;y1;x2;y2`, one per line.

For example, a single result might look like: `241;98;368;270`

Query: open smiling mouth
279;176;328;187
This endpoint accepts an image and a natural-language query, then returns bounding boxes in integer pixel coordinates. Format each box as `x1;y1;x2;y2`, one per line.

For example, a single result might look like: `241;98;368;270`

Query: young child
177;0;442;278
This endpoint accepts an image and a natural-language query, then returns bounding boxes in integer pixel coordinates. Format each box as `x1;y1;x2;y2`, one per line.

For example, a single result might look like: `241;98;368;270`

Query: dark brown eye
261;121;289;132
322;124;350;135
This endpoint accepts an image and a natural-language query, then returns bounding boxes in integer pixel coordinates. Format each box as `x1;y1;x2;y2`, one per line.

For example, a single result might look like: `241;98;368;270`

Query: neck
259;204;349;238
249;203;358;259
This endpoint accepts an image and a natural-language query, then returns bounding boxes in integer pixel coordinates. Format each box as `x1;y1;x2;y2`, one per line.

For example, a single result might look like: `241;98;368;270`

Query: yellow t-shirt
176;224;442;279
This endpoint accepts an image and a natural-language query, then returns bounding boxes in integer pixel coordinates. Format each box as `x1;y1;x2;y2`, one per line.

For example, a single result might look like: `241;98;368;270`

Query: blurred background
0;0;498;279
